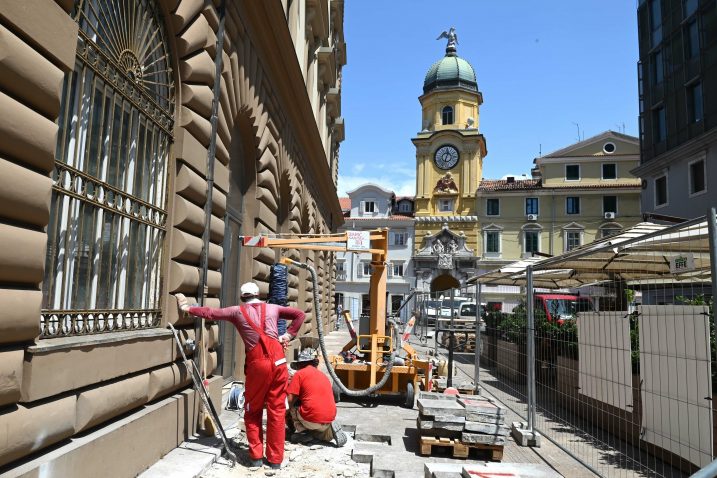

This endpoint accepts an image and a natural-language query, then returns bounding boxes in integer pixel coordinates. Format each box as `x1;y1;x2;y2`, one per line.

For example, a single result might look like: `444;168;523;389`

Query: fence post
709;208;717;341
474;283;482;394
511;265;541;446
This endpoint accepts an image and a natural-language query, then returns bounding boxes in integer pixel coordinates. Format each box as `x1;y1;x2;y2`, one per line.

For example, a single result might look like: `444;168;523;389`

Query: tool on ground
225;381;245;412
168;323;237;465
240;230;430;406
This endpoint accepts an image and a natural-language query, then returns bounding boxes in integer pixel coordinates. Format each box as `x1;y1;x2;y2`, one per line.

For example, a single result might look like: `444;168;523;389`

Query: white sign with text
346;230;370;251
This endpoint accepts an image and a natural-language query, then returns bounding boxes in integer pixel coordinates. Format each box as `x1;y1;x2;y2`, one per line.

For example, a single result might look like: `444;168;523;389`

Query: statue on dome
437;27;458;51
434;173;458;193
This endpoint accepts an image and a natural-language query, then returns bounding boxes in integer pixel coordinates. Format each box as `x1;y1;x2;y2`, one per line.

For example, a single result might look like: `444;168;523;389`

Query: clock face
434;145;460;170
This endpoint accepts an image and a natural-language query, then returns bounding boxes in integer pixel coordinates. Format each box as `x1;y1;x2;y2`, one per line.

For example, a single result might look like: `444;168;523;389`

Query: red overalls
241;304;289;465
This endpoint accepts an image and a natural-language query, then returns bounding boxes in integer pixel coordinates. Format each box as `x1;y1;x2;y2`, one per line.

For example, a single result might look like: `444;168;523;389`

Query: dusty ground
201;428;370;478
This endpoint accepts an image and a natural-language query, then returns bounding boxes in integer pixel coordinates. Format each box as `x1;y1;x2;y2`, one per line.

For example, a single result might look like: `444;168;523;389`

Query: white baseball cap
240;282;260;297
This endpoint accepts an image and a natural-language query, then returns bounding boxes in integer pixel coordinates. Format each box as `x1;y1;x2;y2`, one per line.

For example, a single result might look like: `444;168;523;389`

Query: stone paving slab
463;421;508;435
417;398;466;417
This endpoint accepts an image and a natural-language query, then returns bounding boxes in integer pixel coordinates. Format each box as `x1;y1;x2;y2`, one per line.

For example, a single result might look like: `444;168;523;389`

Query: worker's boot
330;422;347;447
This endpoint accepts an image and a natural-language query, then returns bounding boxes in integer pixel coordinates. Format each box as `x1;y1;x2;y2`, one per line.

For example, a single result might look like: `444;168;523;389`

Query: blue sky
337;1;640;197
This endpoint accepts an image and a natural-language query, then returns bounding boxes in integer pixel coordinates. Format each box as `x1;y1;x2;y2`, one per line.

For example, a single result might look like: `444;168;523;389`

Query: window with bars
41;0;174;338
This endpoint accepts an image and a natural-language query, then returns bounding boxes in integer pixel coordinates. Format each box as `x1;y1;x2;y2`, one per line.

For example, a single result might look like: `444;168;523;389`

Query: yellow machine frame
241;229;430;399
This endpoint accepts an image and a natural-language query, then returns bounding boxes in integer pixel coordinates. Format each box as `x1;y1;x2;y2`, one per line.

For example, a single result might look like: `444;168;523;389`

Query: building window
525;197;539;215
360;262;372;277
486;198;500;216
565;164;580;181
363;200;376;214
601;226;622;238
391;295;403;315
689;158;706;196
684;0;698;17
42;0;174;338
655;174;668;207
391;231;407;246
485;231;500;254
653;106;666;142
603;196;618;214
603;142;616;154
439;198;454;212
398;201;411;213
565;230;582;252
442;106;454;125
602;163;617;180
566;197;581;215
392;263;404;277
649;0;662;47
524;230;540;254
336;261;346;280
651;49;664;85
688;82;703;123
686;19;700;59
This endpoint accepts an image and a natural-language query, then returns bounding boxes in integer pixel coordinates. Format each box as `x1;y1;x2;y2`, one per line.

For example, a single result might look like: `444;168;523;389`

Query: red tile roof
339;197;351;210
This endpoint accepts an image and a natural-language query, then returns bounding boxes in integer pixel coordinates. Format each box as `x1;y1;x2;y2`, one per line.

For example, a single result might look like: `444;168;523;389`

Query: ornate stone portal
414;224;478;290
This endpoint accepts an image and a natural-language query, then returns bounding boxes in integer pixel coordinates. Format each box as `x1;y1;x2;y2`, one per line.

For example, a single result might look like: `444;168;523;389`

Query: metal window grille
41;0;174;337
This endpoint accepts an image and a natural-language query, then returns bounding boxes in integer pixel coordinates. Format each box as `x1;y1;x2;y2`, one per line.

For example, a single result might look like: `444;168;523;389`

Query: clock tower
412;29;486;292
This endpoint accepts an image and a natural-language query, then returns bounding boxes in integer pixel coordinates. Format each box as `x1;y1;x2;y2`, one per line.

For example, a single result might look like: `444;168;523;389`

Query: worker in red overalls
175;282;305;469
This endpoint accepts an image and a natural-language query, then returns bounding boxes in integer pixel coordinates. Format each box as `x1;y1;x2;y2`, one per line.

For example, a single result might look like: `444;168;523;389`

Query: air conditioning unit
604;212;616;219
527;214;538;221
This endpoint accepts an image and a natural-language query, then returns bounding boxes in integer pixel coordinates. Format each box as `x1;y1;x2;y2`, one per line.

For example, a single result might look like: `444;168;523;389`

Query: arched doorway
431;274;460;293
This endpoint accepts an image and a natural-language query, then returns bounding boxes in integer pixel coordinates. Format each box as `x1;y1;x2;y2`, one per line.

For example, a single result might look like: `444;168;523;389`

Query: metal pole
526;265;536;431
447;331;454;388
474;283;482;394
708;208;717;397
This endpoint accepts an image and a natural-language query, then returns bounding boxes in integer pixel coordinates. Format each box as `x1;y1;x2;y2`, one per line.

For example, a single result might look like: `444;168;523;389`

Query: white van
457;301;486;333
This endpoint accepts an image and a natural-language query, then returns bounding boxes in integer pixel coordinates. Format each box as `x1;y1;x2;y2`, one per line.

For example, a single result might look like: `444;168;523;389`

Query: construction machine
241;229;430;407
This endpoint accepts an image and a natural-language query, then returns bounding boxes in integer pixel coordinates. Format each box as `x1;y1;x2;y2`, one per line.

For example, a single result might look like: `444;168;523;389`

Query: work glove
278;333;293;350
175;293;190;313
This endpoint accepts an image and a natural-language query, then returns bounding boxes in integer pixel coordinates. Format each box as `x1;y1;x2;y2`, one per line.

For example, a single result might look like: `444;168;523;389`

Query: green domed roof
423;53;477;94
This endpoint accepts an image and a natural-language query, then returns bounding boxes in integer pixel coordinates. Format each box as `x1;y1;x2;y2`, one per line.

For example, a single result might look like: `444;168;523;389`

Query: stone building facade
0;0;345;475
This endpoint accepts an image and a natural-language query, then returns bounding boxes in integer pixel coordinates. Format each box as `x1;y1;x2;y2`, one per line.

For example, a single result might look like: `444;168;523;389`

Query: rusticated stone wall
0;0;344;474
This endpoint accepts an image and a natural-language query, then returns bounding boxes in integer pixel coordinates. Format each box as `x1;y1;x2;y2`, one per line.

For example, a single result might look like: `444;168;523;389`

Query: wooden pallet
418;436;503;460
431;381;476;396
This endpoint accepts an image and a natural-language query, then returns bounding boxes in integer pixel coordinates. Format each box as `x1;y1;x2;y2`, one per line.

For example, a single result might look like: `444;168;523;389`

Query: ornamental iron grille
41;0;175;337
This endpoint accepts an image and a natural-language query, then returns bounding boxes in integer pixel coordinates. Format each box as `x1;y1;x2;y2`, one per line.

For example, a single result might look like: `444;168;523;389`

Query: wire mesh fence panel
472;214;716;478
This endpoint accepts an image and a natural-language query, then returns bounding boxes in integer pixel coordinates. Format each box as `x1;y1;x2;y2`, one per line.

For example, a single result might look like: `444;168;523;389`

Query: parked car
534;294;594;324
457;301;486;333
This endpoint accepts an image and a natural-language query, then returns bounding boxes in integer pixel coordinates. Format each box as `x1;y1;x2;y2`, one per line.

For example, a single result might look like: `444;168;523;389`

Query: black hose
287;258;398;396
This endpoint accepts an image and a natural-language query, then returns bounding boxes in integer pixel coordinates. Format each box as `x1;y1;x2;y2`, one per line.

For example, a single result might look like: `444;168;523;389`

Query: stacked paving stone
416;392;507;446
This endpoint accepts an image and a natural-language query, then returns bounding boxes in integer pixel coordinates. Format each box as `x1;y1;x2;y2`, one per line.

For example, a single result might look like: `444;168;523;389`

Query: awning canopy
468;218;714;289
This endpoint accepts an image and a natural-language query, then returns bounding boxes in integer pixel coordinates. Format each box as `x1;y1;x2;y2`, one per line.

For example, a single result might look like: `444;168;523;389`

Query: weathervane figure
437;27;458;54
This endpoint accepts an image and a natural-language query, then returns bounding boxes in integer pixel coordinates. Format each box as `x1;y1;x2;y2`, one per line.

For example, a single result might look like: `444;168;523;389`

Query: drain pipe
196;0;226;378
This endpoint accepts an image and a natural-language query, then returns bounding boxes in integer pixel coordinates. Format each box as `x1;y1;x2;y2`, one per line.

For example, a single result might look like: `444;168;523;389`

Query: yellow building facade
475;132;643;310
412;31;486;291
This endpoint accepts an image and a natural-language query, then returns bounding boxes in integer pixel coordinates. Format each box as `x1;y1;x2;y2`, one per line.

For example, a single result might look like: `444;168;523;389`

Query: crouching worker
175;282;305;469
287;348;347;447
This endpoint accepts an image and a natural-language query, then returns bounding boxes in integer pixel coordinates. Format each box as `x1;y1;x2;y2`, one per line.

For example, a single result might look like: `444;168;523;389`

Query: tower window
442;106;454;125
